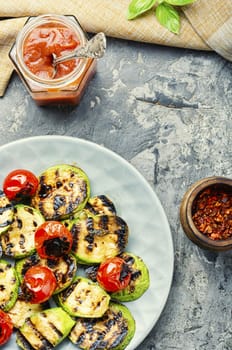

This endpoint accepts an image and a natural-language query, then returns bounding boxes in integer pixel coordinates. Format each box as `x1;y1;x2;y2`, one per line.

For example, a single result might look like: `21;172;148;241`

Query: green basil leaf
165;0;196;5
127;0;157;20
155;2;180;34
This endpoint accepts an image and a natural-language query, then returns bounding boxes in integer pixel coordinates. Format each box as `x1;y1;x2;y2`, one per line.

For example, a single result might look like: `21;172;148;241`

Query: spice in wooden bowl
180;177;232;251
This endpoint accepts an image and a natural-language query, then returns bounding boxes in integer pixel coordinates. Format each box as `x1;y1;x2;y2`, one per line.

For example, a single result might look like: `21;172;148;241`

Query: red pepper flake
192;185;232;240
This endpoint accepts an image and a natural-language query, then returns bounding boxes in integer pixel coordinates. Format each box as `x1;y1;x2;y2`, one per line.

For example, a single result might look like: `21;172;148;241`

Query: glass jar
9;14;97;106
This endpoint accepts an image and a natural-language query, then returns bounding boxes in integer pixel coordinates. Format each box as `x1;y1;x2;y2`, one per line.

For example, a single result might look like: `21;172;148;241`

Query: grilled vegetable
85;194;117;216
69;302;135;350
15;252;77;294
0;259;19;311
3;169;39;202
0;309;13;345
69;214;129;264
21;265;57;304
7;299;48;329
35;221;73;259
97;257;131;292
56;276;110;318
32;164;90;220
0;190;14;235
16;307;75;350
0;204;45;259
110;252;150;302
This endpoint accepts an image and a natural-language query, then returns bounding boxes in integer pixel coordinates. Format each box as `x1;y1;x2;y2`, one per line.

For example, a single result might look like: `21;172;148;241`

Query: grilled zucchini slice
7;299;48;329
15;252;77;294
0;204;45;259
56;276;110;318
0;259;19;311
69;302;136;350
84;194;117;217
69;214;129;264
0;190;14;235
32;164;90;220
16;307;75;350
68;195;117;221
110;252;150;302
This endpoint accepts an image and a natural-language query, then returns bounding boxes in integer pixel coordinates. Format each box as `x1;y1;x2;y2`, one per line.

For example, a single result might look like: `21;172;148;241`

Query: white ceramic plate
0;135;174;350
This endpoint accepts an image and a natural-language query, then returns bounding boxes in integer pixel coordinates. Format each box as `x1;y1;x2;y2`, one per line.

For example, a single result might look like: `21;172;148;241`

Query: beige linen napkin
183;0;232;63
0;0;231;97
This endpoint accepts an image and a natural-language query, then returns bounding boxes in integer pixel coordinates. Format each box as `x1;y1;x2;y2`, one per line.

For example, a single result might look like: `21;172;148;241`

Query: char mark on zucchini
85;195;116;216
32;164;91;220
0;190;14;233
57;276;110;318
110;252;150;302
0;260;19;311
70;214;129;264
16;252;77;294
40;311;64;339
0;204;45;259
69;302;135;350
17;319;54;350
17;307;75;349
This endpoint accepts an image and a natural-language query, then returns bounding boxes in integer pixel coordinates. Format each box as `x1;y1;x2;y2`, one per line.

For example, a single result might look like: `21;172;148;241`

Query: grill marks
17;307;75;349
0;205;44;258
0;260;18;311
18;314;64;349
57;277;110;318
0;190;14;232
16;252;77;293
70;304;131;350
18;319;54;350
110;252;150;302
71;214;129;263
32;165;90;220
85;195;117;216
47;254;77;290
121;253;142;284
120;253;141;294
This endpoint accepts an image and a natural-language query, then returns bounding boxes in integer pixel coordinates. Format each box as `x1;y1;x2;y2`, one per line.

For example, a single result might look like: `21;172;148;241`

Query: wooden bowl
180;176;232;251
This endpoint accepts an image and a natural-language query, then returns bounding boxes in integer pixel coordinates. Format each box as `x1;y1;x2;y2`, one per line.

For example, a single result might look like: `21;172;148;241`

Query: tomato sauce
10;14;98;105
23;23;80;80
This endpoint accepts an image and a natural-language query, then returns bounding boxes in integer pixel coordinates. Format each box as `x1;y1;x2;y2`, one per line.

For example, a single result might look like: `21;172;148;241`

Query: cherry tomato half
0;310;13;345
22;265;57;304
3;169;39;201
97;257;131;293
35;221;73;259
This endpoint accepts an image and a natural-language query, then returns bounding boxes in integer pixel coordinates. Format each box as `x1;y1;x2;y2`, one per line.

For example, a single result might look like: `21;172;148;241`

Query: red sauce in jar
192;185;232;240
23;23;80;79
10;14;98;105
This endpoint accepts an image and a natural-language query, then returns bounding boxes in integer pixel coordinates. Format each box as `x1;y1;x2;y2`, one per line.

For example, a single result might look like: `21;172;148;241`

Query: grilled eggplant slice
0;190;14;235
0;204;45;259
69;302;136;350
16;307;75;350
32;164;90;220
111;252;150;302
7;299;48;329
0;259;19;311
69;214;129;264
15;252;77;294
56;276;110;318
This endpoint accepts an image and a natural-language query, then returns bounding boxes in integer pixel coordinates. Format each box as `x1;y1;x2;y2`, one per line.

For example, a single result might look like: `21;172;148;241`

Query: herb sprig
127;0;197;34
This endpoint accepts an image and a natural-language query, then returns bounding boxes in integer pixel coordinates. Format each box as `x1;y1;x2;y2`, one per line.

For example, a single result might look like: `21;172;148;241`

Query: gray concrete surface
1;36;232;350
